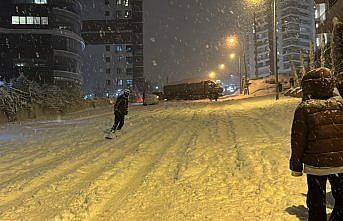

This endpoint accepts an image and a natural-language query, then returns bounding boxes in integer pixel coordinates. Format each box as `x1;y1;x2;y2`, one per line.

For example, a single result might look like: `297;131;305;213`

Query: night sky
144;0;243;83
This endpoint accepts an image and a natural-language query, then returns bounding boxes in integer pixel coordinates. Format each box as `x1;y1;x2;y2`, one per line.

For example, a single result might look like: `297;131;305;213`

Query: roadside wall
0;99;112;124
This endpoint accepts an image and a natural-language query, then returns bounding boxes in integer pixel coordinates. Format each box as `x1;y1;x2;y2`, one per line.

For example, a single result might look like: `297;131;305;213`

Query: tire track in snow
0;112;174;218
221;100;298;219
0;106;169;183
100;110;200;220
0;104;164;163
54;115;188;220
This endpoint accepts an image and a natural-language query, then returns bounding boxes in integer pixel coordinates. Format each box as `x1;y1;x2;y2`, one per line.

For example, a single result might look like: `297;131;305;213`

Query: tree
320;34;326;67
300;50;306;79
309;40;315;70
289;55;300;87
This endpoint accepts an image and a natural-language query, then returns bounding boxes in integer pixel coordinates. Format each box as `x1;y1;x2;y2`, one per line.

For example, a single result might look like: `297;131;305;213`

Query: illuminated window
34;0;47;4
26;16;34;24
124;10;131;18
41;17;48;25
12;0;47;4
19;16;26;24
115;45;123;52
12;16;20;24
33;17;40;24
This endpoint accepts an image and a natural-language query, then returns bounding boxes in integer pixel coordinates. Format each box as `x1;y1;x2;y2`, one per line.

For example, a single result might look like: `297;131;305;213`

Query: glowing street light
209;71;216;79
219;64;225;70
229;53;236;60
226;35;238;48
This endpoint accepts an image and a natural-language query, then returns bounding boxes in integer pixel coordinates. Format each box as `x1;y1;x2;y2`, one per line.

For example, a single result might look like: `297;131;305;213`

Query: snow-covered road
0;96;319;220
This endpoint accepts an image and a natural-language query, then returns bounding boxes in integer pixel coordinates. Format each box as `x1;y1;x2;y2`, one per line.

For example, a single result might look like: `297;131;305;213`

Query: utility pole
239;55;242;94
273;0;279;100
253;12;259;78
244;53;249;95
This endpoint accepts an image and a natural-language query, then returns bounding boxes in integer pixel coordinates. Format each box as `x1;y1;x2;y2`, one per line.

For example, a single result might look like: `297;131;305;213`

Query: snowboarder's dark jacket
290;98;343;172
114;94;128;116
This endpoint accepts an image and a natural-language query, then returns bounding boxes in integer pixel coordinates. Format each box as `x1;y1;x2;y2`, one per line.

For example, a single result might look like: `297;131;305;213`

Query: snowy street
0;96;317;220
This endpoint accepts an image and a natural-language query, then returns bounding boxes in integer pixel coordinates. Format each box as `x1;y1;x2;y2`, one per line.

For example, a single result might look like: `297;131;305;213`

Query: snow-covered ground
0;96;331;220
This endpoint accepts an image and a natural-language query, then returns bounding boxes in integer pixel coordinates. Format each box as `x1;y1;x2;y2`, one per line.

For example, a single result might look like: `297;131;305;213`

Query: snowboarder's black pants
307;174;343;221
111;112;125;131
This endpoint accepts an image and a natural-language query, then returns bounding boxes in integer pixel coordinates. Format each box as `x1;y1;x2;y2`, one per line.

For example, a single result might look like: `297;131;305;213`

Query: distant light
209;71;216;79
219;64;225;70
229;53;236;60
155;86;159;90
226;35;238;48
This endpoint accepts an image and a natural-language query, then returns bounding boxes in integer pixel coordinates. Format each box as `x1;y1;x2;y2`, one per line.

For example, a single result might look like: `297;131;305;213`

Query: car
143;94;160;105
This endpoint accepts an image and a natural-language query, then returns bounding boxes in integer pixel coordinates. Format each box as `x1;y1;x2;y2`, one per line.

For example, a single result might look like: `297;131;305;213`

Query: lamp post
272;0;279;100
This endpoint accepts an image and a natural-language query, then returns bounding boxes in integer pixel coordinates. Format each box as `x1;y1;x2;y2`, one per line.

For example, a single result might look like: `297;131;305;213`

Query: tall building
0;0;84;88
279;0;316;72
316;0;342;32
253;1;273;77
82;0;144;97
315;0;343;46
248;0;315;77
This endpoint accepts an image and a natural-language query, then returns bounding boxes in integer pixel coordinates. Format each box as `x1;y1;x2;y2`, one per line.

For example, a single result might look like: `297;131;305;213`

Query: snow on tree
309;40;315;70
300;50;306;79
320;35;326;68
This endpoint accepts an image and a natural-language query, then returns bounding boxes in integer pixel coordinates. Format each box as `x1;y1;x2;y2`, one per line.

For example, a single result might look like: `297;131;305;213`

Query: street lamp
272;0;279;100
226;35;238;48
219;64;225;70
209;71;216;80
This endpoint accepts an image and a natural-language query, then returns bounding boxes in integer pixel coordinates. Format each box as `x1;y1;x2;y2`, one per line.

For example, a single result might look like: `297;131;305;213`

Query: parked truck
163;80;223;100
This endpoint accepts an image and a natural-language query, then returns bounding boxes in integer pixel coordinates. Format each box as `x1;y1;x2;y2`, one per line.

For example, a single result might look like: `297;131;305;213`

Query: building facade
279;0;316;73
253;1;273;77
248;0;315;77
0;0;84;88
82;0;144;97
315;0;342;33
315;0;343;47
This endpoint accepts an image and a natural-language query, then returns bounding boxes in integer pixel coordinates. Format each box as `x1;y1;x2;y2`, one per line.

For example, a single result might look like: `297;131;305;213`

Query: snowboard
104;129;114;139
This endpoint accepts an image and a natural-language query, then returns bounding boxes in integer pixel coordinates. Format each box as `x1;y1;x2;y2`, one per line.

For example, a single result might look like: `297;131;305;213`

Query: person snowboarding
290;67;343;221
105;89;129;139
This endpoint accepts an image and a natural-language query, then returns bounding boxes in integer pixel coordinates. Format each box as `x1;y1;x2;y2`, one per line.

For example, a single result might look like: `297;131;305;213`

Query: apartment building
82;0;144;97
